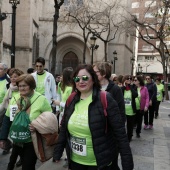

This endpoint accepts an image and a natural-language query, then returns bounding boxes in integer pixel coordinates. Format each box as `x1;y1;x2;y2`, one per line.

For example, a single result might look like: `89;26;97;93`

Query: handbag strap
26;95;41;114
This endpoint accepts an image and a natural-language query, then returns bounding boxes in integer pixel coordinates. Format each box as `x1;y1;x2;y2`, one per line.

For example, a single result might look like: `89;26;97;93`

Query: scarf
0;74;7;81
17;91;34;111
125;85;130;91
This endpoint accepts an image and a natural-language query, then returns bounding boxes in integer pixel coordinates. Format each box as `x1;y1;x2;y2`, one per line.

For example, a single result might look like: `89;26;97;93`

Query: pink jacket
140;86;149;110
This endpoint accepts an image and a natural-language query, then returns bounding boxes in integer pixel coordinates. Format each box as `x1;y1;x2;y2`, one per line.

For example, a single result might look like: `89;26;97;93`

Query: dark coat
53;87;134;170
106;80;126;123
145;82;157;103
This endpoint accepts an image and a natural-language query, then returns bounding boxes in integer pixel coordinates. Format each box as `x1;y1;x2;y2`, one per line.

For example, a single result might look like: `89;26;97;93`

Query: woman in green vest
0;74;52;170
121;75;138;142
155;77;164;119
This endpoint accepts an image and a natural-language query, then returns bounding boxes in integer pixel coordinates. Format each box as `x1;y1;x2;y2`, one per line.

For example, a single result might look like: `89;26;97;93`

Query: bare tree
63;0;127;62
130;0;170;99
87;1;121;61
50;0;64;76
65;4;93;63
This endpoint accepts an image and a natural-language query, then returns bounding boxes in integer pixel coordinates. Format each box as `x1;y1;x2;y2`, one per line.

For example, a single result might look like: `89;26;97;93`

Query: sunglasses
36;65;43;68
127;78;132;80
134;79;137;81
73;75;90;83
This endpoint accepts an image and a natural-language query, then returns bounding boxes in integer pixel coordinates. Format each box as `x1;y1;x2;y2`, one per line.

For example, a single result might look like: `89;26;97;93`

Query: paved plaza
0;100;170;170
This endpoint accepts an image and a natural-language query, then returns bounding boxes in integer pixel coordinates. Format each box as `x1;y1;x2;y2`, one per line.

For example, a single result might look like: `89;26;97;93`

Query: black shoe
155;116;158;119
136;133;140;138
2;139;12;155
16;158;22;167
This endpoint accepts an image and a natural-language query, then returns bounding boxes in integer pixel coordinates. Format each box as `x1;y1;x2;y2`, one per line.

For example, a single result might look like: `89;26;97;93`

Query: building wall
0;0;134;75
131;0;163;75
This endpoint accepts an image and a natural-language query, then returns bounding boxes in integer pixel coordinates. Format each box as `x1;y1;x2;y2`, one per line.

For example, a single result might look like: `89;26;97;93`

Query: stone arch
43;32;91;62
45;34;91;74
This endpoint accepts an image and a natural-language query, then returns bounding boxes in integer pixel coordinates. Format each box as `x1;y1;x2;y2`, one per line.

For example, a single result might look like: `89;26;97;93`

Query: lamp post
9;0;20;68
131;56;135;75
90;35;99;65
165;51;169;80
164;51;170;100
112;50;118;73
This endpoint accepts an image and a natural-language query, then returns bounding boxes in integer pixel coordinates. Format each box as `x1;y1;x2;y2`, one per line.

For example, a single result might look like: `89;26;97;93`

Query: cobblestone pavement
0;100;170;170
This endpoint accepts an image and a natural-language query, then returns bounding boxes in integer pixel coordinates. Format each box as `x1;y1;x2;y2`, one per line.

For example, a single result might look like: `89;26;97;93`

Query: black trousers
7;143;21;170
111;151;120;170
154;101;161;117
136;110;144;134
7;142;37;170
70;160;112;170
126;115;135;142
144;105;154;125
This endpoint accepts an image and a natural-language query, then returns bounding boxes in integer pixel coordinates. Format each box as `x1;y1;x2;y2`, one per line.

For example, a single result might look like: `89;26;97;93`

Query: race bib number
157;92;160;96
124;98;131;105
10;105;18;121
70;136;86;156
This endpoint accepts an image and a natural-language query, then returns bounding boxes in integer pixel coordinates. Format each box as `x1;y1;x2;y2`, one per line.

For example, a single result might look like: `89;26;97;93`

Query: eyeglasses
73;75;90;83
18;85;29;88
36;65;43;68
146;78;150;80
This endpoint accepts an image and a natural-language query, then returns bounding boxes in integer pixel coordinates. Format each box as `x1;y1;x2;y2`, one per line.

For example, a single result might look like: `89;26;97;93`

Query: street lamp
90;35;99;65
138;63;142;74
131;56;135;75
9;0;20;68
0;13;7;21
112;50;118;73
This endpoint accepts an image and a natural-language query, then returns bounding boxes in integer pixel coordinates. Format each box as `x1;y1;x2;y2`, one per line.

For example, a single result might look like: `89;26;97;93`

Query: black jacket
145;82;157;103
106;80;126;123
53;87;134;170
122;84;138;113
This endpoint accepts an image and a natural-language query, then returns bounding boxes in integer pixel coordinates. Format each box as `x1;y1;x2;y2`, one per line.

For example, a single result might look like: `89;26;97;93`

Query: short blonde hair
93;62;112;80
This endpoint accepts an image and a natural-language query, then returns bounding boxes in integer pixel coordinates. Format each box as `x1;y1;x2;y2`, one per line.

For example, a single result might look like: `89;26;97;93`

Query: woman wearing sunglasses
134;76;149;138
53;64;133;170
122;75;138;142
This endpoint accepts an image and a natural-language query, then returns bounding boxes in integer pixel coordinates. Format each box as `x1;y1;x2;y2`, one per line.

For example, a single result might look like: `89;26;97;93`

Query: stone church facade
0;0;134;75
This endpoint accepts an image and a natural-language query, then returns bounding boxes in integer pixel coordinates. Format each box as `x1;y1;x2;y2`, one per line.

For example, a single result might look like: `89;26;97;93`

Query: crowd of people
0;59;165;170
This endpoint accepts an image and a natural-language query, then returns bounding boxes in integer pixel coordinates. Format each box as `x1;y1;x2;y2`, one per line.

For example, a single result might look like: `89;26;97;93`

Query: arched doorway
62;51;79;70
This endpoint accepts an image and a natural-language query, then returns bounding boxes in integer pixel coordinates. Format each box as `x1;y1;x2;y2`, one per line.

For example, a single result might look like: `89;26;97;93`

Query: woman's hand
29;124;36;132
144;107;148;112
149;100;152;106
0;140;5;149
52;100;60;106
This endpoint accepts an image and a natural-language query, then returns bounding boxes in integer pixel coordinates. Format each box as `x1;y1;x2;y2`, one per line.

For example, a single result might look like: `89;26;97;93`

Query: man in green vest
31;57;57;105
